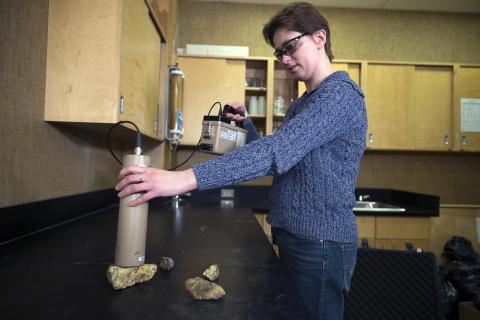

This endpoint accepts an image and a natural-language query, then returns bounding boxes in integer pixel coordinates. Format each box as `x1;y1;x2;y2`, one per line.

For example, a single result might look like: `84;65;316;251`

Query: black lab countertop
0;202;307;320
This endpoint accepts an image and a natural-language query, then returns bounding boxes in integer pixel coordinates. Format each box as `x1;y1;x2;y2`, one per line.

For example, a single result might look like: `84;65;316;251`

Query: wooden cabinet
410;66;452;150
375;216;431;251
453;65;480;151
297;62;361;96
366;64;453;151
356;216;431;251
176;56;246;145
356;216;376;247
255;213;431;252
44;0;163;138
177;56;480;152
246;59;273;137
366;64;413;149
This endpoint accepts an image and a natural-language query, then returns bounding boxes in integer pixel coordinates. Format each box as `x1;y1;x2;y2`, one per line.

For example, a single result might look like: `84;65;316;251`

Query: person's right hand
225;102;248;122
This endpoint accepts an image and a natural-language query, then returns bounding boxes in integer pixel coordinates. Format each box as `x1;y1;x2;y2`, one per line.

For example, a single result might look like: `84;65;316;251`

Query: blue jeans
272;227;357;320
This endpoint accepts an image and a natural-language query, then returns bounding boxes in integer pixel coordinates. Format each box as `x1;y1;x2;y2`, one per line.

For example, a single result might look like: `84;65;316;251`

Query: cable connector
107;121;143;166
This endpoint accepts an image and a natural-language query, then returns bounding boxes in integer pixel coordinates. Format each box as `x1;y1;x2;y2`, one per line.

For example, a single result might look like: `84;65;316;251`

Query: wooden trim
440;204;480;209
452;64;461;151
144;0;167;41
266;58;275;135
176;53;270;61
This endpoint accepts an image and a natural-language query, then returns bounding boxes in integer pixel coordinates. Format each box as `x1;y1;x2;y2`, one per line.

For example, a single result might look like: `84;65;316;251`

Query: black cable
106;103;221;170
168;137;201;171
107;120;142;166
168;101;222;171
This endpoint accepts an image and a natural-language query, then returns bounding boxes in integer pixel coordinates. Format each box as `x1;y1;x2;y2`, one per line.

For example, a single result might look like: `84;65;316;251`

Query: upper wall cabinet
44;0;163;139
366;64;452;151
297;62;361;96
176;55;480;153
177;56;246;145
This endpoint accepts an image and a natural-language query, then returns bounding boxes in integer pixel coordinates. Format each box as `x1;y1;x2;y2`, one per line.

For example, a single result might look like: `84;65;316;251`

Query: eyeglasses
273;33;309;61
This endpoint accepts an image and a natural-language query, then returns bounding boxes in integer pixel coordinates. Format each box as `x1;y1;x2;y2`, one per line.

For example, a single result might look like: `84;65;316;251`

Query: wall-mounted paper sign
461;99;480;132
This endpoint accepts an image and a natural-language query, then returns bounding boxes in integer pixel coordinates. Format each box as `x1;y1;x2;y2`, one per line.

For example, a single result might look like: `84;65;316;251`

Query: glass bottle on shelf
273;96;285;116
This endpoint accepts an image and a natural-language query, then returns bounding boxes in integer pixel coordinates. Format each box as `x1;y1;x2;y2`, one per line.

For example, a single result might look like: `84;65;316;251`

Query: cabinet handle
461;136;468;145
154;120;158;132
443;135;449;145
119;95;125;113
368;133;374;143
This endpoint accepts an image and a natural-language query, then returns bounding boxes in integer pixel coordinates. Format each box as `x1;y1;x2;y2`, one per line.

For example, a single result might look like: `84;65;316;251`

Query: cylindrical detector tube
168;69;184;132
114;154;151;267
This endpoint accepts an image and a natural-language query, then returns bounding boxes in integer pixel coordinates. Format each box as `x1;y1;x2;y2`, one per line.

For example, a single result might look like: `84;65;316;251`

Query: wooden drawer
356;216;376;247
375;239;431;251
376;217;431;239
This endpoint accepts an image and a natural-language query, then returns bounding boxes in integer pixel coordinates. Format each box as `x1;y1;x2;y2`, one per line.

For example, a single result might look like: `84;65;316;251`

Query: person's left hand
225;102;248;122
115;166;198;206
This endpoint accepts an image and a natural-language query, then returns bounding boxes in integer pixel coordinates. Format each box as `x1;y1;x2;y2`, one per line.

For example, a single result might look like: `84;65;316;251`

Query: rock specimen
202;264;220;281
159;256;174;271
185;277;226;300
106;264;157;290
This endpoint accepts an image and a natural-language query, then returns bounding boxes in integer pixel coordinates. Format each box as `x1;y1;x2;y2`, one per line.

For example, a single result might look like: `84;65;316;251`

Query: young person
116;2;367;318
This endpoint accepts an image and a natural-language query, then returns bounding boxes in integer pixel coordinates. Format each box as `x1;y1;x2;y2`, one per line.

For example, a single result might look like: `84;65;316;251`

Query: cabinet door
44;0;121;123
454;66;480;151
376;217;431;251
366;64;414;149
375;239;431;251
356;216;376;247
376;217;431;239
178;57;246;145
410;66;452;150
297;62;361;96
120;0;161;138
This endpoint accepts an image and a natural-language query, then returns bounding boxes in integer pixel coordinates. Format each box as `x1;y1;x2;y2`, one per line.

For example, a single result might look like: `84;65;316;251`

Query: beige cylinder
114;154;151;267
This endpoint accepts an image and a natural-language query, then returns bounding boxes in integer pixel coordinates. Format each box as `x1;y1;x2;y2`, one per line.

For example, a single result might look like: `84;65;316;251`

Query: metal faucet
358;194;370;201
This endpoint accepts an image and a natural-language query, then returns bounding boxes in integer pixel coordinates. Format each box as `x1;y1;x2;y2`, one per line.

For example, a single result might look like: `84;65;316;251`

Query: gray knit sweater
193;71;367;243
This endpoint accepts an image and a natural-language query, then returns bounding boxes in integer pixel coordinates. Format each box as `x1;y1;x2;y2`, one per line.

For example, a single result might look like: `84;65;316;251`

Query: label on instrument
220;129;237;142
236;131;246;148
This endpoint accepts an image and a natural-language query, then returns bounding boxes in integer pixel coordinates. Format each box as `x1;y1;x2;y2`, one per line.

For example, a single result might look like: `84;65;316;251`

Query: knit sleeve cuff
192;161;221;191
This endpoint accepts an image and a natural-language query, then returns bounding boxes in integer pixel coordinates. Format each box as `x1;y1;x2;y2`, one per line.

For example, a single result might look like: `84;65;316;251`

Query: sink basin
353;201;406;212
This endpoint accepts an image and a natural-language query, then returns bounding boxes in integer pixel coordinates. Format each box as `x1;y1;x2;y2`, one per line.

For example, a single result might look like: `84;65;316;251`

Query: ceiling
190;0;480;14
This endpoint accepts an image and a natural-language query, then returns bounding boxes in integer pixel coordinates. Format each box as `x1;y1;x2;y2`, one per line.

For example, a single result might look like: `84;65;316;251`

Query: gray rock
159;256;174;271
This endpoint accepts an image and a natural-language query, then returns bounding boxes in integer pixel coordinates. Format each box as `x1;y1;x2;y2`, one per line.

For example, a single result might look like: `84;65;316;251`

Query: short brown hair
262;2;334;62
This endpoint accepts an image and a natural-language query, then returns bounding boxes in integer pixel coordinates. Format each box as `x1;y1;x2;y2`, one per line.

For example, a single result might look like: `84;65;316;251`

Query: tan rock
185;277;226;300
106;264;157;290
202;264;220;281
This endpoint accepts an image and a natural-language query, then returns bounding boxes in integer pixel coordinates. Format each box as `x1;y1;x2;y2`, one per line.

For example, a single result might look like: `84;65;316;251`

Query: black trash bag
475;294;480;310
443;236;480;265
444;260;480;301
443;236;480;306
438;266;458;319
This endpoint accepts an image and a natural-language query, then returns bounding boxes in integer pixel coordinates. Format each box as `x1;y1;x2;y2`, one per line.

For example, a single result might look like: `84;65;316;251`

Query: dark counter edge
0;189;119;245
0;186;439;245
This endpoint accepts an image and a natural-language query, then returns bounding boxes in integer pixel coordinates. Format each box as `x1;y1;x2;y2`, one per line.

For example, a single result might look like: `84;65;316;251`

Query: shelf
245;86;267;92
